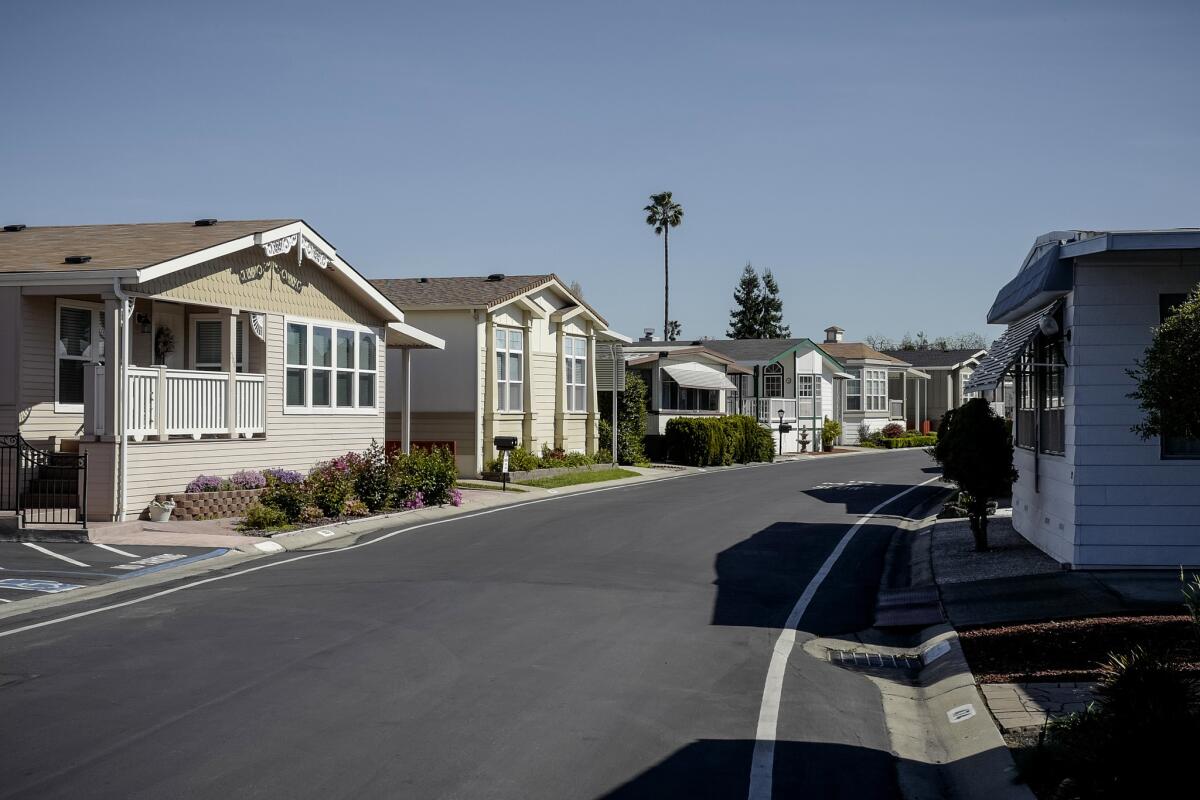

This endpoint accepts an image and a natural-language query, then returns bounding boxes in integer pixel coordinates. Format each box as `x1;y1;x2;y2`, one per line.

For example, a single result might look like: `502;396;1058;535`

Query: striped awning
965;304;1058;393
663;362;737;391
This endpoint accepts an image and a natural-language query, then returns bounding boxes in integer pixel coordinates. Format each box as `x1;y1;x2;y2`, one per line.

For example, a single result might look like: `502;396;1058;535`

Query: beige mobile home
373;275;628;476
0;219;442;525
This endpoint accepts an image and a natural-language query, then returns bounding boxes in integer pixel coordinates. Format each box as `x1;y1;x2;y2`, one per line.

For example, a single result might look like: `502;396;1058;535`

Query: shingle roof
0;219;298;273
372;274;607;325
879;348;984;368
820;342;908;364
701;338;811;362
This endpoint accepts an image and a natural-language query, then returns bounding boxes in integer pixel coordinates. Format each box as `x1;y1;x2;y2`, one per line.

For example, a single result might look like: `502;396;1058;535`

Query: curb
869;496;1034;800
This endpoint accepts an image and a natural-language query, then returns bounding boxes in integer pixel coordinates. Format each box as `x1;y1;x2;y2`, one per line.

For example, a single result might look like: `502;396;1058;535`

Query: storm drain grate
828;649;923;670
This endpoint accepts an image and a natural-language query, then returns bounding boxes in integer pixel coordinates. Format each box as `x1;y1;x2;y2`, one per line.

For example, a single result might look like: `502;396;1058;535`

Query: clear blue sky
5;1;1199;343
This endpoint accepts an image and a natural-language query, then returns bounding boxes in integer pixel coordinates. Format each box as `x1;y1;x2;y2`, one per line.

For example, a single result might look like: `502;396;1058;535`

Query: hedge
664;415;775;466
880;435;937;449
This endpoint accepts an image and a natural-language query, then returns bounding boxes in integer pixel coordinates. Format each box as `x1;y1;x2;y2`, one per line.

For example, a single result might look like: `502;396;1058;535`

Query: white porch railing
738;397;817;422
126;367;266;441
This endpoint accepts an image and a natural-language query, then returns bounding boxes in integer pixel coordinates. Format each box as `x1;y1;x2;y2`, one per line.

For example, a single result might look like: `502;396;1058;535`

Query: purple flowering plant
264;468;305;485
185;475;223;493
230;469;267;490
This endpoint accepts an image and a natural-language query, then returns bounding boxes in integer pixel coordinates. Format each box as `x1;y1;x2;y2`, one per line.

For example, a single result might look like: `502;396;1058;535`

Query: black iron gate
0;434;88;528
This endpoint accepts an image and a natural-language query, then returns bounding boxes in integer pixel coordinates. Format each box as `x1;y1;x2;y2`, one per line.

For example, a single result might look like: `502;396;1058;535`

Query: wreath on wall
155;325;176;363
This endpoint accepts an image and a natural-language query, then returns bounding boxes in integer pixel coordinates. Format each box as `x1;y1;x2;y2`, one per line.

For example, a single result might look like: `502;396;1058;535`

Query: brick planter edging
480;463;614;482
152;488;265;521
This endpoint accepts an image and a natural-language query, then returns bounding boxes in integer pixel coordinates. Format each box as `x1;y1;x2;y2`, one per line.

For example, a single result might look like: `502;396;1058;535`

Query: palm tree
644;191;684;341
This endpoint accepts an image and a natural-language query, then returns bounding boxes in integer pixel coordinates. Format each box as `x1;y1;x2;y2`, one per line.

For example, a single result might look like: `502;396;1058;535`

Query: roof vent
486;273;505;282
64;255;92;265
194;218;218;227
3;224;26;232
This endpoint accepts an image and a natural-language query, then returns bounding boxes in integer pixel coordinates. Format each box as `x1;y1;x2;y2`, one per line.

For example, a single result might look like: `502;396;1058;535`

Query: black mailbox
778;424;793;434
493;436;518;451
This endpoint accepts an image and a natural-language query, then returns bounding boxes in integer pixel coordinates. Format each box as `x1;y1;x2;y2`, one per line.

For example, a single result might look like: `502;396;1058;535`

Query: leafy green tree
932;398;1017;551
599;371;648;465
1130;288;1200;442
644;191;684;344
727;263;763;338
759;269;790;338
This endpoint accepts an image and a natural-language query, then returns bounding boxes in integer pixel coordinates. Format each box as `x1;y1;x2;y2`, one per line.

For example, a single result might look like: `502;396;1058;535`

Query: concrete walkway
980;683;1095;732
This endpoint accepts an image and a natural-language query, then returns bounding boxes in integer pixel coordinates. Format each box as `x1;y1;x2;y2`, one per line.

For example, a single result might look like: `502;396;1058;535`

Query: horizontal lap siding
389;411;478;475
20;295;85;446
1070;257;1200;566
531;352;557;451
562;417;587;452
122;313;385;518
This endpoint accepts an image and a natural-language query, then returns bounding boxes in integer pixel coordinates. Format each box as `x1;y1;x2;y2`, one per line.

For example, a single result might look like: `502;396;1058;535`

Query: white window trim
54;298;104;414
283;316;381;415
845;369;862;412
763;362;784;398
190;313;248;372
865;368;887;412
565;335;587;413
496;326;524;413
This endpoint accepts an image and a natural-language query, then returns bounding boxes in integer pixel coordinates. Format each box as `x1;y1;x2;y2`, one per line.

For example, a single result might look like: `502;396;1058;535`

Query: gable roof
623;345;752;374
820;342;909;364
700;337;846;372
879;348;985;369
0;219;298;274
372;274;607;326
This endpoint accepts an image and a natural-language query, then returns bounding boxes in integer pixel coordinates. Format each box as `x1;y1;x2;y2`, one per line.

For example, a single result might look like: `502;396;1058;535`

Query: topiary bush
932;398;1017;550
881;422;905;439
664;416;772;466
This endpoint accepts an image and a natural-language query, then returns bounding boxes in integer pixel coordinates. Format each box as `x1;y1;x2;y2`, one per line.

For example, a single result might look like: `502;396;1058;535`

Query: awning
662;362;737;391
386;321;446;349
964;304;1058;393
986;242;1071;324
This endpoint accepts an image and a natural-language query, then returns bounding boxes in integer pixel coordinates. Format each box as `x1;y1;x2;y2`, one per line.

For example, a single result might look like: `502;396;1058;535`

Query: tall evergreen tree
727;263;763;338
759;269;791;338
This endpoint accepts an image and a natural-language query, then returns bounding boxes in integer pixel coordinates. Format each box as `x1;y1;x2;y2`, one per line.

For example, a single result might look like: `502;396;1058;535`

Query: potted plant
821;417;842;452
148;497;176;522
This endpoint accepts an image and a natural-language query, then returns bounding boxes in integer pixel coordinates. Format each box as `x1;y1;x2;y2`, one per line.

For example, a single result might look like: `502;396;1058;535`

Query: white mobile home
968;229;1200;568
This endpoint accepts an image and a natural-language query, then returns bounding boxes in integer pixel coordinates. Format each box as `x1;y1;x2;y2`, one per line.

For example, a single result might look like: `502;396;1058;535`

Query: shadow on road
592;739;904;799
802;482;939;515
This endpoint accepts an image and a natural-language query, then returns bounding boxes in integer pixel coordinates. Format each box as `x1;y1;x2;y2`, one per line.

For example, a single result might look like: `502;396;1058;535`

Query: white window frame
565;335;588;413
865;368;887;412
283;316;381;415
190;314;247;373
763;362;784;397
54;298;104;413
496;327;524;413
845;369;862;412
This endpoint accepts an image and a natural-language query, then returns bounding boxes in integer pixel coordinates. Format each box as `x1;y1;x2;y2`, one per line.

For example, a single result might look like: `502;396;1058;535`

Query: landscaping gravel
931;509;1060;584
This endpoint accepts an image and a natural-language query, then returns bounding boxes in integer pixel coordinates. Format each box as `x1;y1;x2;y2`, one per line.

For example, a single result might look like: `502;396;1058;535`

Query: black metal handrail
0;434;88;528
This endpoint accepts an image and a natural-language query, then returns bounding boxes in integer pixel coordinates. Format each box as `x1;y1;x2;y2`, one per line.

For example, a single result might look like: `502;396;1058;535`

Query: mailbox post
493;436;518;491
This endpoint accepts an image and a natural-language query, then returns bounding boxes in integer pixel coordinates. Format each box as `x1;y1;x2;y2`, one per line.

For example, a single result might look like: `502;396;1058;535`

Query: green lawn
457;480;528;493
517;468;640;489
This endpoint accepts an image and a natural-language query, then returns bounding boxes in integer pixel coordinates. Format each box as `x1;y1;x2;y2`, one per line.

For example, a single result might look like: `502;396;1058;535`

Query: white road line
746;475;942;800
22;543;90;568
91;543;140;559
0;598;11;603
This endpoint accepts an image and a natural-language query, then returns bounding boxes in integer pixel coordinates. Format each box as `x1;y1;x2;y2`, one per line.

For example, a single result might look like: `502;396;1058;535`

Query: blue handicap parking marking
0;578;84;594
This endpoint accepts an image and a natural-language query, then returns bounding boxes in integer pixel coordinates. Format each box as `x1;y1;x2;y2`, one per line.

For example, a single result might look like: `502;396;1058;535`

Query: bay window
864;369;887;411
55;300;104;410
565;335;587;412
845;369;862;411
496;328;523;412
286;319;378;412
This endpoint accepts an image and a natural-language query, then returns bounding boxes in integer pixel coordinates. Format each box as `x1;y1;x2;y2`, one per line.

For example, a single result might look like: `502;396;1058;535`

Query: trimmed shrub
880;435;937;449
881;422;905;439
665;416;773;466
239;503;290;531
391;446;457;506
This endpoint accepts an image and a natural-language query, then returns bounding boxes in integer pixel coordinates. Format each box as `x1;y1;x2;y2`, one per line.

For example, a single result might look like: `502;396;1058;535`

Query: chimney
640;327;655;342
824;325;844;344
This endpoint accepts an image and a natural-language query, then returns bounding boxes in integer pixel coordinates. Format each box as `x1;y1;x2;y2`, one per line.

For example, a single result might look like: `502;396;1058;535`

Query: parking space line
22;543;90;568
0;598;10;603
92;543;140;559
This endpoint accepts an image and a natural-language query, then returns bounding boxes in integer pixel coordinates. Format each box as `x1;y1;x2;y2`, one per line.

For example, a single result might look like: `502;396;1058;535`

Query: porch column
484;315;496;464
553;322;565;449
103;298;121;439
222;307;237;438
401;347;412;455
585;325;597;454
522;310;535;450
901;372;907;425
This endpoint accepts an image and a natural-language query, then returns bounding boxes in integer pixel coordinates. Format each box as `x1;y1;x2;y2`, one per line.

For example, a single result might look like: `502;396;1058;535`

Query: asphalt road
0;450;942;800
